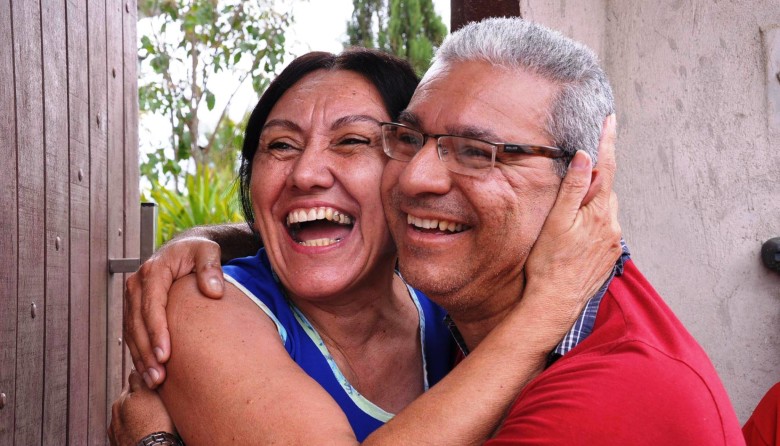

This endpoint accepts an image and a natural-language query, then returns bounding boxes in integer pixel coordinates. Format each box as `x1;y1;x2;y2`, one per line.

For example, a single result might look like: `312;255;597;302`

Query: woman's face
252;69;396;300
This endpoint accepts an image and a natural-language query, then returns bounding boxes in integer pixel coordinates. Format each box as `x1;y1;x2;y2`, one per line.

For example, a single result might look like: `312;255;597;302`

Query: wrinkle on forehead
397;110;502;141
267;70;389;132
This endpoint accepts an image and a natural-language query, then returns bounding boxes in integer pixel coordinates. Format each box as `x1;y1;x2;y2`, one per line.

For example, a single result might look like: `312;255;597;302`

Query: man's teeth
298;237;343;247
407;214;464;232
286;207;353;226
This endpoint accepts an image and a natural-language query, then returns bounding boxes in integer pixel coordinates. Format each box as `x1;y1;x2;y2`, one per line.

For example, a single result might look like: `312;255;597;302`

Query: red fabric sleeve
743;382;780;446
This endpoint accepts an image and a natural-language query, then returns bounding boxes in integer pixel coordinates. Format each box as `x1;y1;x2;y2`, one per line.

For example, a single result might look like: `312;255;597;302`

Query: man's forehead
403;60;558;145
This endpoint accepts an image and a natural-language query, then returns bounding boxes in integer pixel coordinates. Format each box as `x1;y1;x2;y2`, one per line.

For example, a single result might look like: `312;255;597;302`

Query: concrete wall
520;0;780;422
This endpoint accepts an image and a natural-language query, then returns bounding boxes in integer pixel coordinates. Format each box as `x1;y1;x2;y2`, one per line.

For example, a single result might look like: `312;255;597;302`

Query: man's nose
397;138;452;197
287;142;335;192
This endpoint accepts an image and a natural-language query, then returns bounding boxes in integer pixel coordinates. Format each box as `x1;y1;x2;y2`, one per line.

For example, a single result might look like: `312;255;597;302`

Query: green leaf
205;90;216;111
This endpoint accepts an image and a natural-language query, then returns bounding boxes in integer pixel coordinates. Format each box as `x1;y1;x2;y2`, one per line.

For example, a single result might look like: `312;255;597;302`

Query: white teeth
298;237;342;247
286;207;354;226
406;214;465;233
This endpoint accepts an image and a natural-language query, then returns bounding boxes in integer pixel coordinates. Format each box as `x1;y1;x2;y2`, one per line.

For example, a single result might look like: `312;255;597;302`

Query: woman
111;48;620;445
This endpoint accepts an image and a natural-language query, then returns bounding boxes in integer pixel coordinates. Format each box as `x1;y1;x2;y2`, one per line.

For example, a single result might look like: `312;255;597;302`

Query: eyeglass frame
378;121;570;177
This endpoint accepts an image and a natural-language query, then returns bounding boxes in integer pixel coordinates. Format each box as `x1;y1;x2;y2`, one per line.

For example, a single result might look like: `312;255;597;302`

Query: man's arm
108;371;176;446
176;222;259;263
124;223;256;387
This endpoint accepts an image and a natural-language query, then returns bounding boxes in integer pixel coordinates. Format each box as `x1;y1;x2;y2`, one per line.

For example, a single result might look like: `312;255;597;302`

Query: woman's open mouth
286;207;355;247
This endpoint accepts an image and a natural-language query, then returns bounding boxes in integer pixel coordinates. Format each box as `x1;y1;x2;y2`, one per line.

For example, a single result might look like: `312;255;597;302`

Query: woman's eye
330;135;374;156
268;141;296;151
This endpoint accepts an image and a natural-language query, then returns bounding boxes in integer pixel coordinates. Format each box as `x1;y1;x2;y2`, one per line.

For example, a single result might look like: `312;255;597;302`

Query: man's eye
398;135;423;147
460;146;492;159
339;137;370;145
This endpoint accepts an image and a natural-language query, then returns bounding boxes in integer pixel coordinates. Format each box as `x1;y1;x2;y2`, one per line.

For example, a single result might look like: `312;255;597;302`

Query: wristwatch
137;431;184;446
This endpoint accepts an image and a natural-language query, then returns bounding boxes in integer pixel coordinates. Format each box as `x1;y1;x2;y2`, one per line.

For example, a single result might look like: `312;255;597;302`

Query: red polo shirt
486;260;744;445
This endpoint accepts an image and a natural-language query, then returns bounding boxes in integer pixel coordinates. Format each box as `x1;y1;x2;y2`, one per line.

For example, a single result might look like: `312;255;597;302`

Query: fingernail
154;347;164;363
148;368;160;385
569;151;589;170
142;372;154;388
207;277;223;293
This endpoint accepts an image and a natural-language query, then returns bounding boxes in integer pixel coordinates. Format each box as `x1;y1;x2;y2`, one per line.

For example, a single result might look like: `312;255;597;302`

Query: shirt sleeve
743;382;780;446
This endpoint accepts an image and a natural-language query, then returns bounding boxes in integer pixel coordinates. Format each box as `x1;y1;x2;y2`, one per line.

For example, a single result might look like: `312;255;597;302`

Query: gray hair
433;17;614;174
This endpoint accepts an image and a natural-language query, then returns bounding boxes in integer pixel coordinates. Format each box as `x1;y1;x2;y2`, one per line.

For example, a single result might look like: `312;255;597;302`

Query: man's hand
124;236;224;388
523;114;622;328
108;371;176;446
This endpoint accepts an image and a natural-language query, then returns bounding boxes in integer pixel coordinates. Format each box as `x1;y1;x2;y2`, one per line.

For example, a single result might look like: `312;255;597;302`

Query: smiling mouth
407;214;468;234
286;207;355;247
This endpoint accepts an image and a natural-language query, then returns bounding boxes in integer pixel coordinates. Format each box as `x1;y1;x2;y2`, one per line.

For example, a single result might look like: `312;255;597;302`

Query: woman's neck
291;266;410;348
289;265;425;413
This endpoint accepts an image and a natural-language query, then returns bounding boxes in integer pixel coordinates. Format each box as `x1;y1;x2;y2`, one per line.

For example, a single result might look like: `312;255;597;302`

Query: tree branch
203;70;251;153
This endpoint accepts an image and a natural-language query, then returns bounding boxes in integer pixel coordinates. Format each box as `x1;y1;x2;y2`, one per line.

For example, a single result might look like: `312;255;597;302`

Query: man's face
381;60;564;314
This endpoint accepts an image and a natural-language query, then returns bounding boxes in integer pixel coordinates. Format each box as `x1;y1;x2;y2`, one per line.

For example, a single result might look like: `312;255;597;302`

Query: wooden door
0;0;139;444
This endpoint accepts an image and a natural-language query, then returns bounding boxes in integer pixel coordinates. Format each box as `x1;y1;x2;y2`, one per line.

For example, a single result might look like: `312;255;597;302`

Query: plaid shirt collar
447;240;631;360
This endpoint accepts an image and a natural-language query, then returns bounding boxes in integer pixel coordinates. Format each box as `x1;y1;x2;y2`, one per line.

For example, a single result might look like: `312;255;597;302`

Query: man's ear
581;168;601;206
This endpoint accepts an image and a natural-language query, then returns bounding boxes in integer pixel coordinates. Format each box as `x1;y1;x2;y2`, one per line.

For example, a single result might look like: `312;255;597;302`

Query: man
117;18;743;444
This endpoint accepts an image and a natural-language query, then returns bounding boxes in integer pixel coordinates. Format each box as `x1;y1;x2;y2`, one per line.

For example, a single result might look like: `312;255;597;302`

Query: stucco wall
521;0;780;422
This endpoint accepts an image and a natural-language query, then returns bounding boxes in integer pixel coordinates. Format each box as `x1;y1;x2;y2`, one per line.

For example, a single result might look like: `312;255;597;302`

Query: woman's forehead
266;70;389;129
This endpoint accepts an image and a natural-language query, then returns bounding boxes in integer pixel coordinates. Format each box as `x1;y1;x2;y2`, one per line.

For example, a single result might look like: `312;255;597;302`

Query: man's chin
399;262;466;301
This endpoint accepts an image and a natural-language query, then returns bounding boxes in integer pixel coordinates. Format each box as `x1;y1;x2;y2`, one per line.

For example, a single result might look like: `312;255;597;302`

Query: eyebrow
398;110;421;128
331;114;382;130
263;115;381;134
398;110;501;142
451;125;501;142
263;119;301;132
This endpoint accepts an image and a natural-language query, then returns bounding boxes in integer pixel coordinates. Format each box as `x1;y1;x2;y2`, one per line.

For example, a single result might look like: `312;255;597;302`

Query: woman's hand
521;114;622;343
108;371;176;446
124;236;224;388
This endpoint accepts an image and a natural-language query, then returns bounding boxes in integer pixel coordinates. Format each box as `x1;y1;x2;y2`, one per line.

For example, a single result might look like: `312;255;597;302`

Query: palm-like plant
145;164;244;245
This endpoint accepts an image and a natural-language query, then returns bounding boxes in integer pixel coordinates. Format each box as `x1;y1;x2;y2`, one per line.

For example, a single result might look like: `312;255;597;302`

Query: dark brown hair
238;48;419;229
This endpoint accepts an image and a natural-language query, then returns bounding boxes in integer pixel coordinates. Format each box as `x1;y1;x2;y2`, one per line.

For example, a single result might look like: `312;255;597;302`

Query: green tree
346;0;447;75
138;0;291;242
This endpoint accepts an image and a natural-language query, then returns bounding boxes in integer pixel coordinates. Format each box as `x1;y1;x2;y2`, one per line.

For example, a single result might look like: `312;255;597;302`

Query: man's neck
443;272;526;351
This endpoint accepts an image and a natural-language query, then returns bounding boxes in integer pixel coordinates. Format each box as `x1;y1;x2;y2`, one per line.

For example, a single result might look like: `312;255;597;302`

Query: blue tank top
223;249;454;441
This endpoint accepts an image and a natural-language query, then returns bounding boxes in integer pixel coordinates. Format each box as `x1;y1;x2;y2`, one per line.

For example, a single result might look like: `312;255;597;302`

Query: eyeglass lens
382;124;496;176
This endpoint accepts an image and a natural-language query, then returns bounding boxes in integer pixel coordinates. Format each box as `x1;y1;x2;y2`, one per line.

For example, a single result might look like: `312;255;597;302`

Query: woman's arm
160;276;359;444
363;115;620;444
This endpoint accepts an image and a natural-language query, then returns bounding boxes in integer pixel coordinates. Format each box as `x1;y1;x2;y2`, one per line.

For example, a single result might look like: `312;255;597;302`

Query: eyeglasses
379;122;568;177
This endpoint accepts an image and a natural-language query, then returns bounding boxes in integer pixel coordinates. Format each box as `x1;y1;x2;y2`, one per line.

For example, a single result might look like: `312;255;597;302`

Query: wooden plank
11;0;46;443
0;0;18;441
67;0;91;442
41;0;70;443
122;0;140;381
87;0;110;442
106;0;126;417
450;0;520;31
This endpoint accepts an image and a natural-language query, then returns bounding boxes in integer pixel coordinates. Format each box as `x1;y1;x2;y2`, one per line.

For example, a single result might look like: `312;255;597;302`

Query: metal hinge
108;202;157;274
